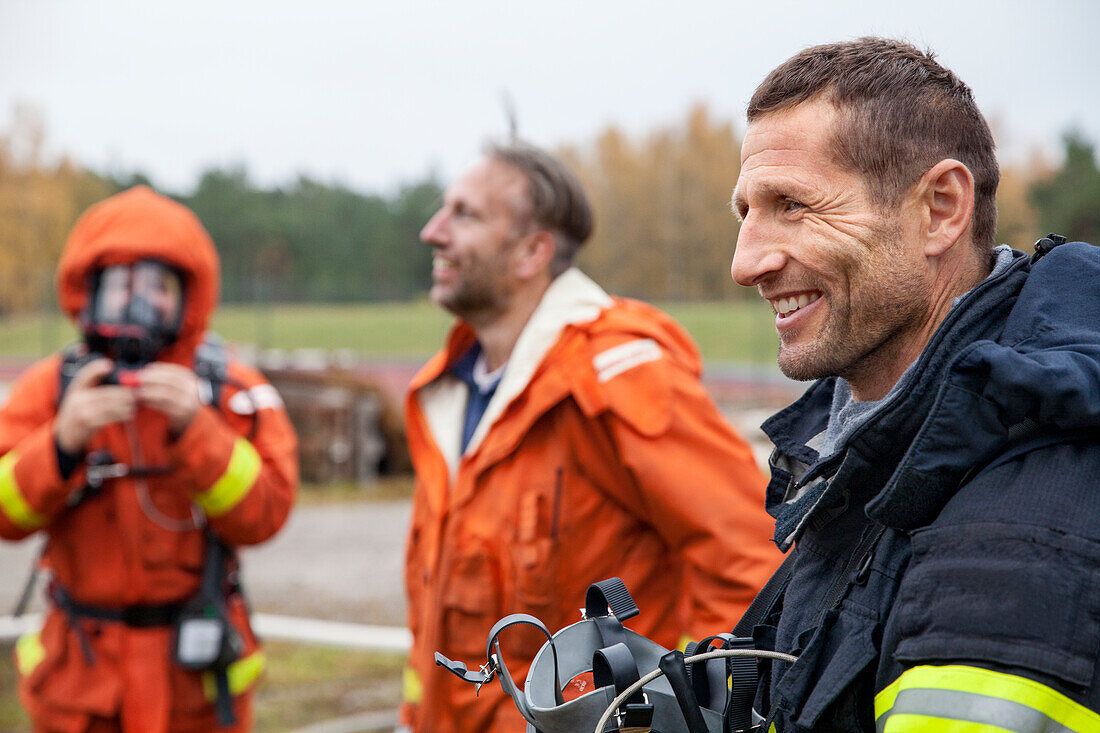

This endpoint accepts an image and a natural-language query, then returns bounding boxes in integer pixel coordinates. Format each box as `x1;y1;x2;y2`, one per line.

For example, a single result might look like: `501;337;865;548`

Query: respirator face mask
84;260;185;368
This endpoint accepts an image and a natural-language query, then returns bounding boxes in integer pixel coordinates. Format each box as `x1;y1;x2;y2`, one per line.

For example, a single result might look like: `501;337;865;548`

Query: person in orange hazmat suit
0;186;298;733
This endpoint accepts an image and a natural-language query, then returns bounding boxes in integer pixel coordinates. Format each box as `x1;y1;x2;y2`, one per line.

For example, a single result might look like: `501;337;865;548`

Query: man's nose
419;209;449;245
731;216;788;287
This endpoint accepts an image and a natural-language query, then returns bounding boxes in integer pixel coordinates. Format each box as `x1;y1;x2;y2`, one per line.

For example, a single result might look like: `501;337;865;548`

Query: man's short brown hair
748;37;999;250
485;142;594;277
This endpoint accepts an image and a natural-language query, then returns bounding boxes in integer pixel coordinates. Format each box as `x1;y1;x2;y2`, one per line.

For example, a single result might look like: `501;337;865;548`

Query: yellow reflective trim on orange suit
202;650;266;700
196;439;261;517
0;451;47;530
15;630;46;677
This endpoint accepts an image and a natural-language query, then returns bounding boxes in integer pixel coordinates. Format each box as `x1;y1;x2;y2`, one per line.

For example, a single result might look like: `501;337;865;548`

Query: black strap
659;649;708;733
51;583;183;627
593;642;642;698
677;549;790;732
594;642;653;731
586;577;640;622
193;334;229;407
685;634;733;709
593;614;629;651
586;577;639;656
724;636;757;732
50;585;96;665
213;666;236;727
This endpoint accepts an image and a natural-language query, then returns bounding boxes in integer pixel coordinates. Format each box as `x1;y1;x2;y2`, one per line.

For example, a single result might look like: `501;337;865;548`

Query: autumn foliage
0;104;1096;316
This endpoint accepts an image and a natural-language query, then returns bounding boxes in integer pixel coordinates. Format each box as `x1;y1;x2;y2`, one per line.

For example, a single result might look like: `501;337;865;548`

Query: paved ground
239;500;411;625
0;500;412;625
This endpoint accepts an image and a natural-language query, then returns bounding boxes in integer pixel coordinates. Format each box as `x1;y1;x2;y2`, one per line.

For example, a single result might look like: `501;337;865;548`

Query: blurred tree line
1;103;1098;315
178;169;440;303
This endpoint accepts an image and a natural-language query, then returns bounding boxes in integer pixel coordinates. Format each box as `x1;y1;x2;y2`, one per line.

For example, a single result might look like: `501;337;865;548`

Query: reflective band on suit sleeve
195;439;262;517
593;338;662;383
0;452;47;530
875;665;1100;732
203;650;267;700
15;630;45;677
403;665;423;704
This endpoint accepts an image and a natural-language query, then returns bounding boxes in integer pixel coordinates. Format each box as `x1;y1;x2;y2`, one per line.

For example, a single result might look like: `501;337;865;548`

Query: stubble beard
436;279;507;324
433;250;513;327
775;227;930;386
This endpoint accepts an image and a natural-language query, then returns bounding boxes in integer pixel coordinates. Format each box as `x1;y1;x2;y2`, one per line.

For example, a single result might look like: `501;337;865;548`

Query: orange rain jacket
0;187;298;733
402;269;782;732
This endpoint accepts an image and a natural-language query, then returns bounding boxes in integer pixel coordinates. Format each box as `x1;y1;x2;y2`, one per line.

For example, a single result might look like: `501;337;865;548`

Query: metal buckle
615;691;651;729
87;463;129;482
474;654;498;697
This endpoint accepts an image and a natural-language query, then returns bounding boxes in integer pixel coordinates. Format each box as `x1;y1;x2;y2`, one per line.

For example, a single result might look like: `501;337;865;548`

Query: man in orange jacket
401;142;781;732
0;186;299;732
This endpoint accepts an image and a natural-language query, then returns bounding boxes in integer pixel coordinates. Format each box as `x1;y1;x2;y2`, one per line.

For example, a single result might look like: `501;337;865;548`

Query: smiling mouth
768;292;821;317
432;256;456;273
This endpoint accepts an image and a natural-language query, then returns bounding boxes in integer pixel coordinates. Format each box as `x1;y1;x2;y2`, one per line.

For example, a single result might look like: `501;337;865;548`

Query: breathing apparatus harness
436;573;799;733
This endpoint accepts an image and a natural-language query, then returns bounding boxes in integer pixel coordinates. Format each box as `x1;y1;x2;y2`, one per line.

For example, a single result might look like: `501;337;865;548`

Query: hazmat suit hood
56;185;220;364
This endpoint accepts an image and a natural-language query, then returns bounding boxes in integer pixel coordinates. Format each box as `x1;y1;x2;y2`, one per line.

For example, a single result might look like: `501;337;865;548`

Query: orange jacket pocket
440;551;500;657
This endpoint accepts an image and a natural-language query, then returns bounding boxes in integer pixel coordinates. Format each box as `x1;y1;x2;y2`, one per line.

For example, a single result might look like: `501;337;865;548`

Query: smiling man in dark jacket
731;38;1100;731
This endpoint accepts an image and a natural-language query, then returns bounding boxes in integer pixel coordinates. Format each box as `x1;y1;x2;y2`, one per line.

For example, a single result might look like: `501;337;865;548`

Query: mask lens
92;262;183;332
131;261;183;330
93;266;133;324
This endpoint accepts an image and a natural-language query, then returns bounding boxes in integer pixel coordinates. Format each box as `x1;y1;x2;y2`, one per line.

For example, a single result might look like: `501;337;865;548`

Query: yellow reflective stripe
15;630;46;677
403;665;423;704
0;451;47;530
876;665;1100;732
195;439;261;517
876;671;906;718
676;634;693;652
202;650;266;700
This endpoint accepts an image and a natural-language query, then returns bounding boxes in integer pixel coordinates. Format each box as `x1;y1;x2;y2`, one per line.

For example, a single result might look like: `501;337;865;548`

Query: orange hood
57;186;220;361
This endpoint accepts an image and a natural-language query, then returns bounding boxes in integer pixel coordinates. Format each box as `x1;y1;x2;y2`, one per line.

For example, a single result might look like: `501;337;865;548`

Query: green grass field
0;299;780;365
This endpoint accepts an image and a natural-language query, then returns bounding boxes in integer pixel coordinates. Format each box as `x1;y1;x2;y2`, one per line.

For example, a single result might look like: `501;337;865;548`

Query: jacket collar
413;268;612;476
869;242;1100;526
762;248;1035;547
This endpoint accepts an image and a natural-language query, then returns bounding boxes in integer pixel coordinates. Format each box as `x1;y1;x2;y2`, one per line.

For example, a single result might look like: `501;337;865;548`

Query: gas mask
82;260;185;370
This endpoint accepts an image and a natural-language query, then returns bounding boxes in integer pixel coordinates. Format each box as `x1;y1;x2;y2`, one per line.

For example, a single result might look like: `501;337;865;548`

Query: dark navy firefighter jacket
754;242;1100;732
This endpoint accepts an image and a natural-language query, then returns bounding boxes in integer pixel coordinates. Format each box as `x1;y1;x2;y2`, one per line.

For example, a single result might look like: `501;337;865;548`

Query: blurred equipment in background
262;365;409;487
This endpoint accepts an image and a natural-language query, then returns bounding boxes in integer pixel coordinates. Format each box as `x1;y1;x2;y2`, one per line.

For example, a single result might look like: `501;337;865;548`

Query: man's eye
782;198;806;213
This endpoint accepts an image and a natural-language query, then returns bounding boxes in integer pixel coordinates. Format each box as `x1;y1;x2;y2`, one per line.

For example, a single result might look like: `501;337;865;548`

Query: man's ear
917;158;975;258
513;230;557;280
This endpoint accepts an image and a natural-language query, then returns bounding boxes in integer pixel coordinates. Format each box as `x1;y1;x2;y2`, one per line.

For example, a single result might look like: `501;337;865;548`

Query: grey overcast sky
2;0;1097;194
